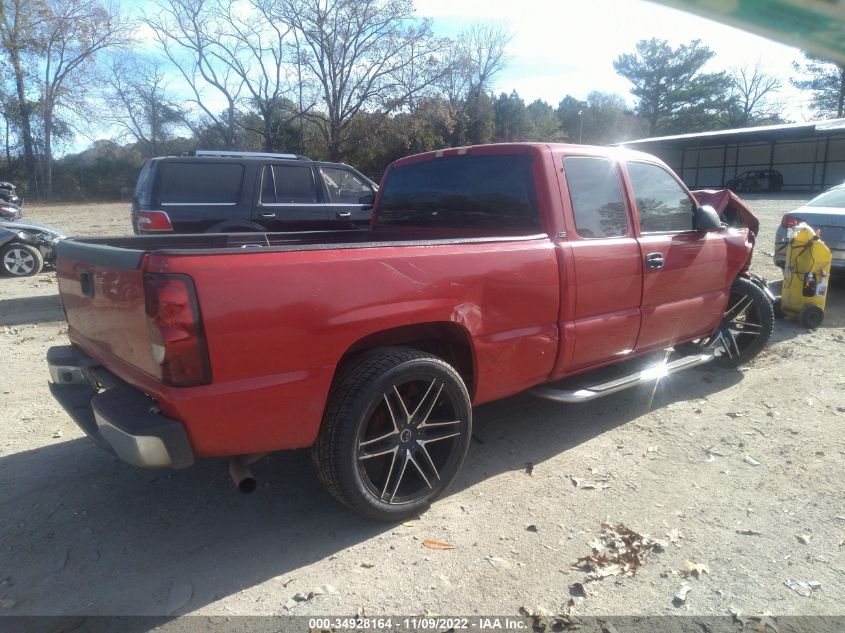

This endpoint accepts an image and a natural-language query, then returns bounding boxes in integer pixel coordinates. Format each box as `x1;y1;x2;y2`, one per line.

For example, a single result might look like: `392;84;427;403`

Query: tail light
137;210;173;232
781;215;804;229
144;273;211;386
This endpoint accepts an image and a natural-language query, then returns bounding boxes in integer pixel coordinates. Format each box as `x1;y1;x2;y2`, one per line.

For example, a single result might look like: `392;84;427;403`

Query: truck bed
59;228;548;267
55;227;560;456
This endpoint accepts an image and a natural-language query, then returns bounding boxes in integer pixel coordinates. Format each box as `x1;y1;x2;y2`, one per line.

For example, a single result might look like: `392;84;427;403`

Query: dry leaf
573;522;664;581
682;561;710;578
422;539;454;550
402;521;417;527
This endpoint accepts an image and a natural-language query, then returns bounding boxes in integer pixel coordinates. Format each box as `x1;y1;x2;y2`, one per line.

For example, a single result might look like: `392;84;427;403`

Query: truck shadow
0;293;64;325
0;365;741;618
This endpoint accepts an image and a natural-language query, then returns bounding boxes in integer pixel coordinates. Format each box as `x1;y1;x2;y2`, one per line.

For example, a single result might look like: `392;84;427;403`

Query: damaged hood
691;189;759;238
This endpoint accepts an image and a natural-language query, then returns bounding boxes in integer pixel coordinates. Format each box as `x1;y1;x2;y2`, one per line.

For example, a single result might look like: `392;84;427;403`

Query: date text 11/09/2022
308;617;526;630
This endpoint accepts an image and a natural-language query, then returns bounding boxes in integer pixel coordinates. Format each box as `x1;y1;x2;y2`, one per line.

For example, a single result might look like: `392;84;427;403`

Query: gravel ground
0;197;843;618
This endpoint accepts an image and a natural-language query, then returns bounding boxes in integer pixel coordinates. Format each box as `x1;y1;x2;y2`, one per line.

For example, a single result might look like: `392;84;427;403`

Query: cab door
254;163;330;229
625;160;729;351
560;155;643;369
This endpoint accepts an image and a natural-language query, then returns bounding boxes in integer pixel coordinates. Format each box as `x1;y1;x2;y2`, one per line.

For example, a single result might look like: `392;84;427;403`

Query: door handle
645;252;664;269
259;212;276;219
336;211;352;219
79;270;94;297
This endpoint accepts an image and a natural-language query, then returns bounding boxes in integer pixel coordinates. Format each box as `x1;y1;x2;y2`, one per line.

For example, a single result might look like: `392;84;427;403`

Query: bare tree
728;63;783;126
145;0;243;150
274;0;440;161
441;21;511;145
104;55;183;156
0;0;46;195
208;0;314;152
38;0;128;197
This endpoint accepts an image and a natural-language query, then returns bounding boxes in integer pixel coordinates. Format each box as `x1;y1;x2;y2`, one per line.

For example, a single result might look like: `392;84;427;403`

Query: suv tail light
781;215;804;229
144;273;211;386
137;210;173;232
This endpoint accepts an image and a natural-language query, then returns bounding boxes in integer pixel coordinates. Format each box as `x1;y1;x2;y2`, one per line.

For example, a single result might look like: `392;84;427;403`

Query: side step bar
531;353;714;403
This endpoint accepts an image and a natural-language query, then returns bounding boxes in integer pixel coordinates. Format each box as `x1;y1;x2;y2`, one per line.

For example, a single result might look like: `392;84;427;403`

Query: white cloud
416;0;814;121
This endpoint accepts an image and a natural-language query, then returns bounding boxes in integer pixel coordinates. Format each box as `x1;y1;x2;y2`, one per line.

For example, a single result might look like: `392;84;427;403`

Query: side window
627;162;695;233
160;163;243;204
320;167;372;203
563;156;627;238
270;164;318;203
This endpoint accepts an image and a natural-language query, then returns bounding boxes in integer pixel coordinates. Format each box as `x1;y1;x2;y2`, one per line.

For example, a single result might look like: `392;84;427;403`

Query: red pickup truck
48;143;774;520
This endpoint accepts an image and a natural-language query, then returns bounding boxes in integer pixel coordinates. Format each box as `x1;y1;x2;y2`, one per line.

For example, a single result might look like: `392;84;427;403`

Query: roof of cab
390;142;663;169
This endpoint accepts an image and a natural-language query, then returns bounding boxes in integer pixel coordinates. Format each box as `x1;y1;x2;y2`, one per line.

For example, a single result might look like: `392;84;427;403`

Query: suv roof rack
187;150;312;161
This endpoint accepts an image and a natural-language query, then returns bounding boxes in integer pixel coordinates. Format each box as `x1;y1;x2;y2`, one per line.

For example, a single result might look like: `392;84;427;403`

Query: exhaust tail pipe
229;453;268;494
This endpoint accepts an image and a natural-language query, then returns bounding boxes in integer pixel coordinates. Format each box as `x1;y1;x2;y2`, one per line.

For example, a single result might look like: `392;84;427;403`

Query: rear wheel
1;243;43;276
313;347;472;520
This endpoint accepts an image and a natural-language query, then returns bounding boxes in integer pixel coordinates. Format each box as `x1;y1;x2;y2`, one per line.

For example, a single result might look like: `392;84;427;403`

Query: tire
675;277;774;368
713;277;775;368
797;304;824;329
1;242;43;277
313;347;472;521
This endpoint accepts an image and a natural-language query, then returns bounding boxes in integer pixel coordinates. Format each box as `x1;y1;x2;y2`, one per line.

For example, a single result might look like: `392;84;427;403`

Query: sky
84;0;816;152
415;0;813;123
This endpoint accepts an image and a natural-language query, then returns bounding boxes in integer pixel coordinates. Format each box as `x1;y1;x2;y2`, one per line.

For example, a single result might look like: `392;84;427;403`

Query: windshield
376;154;540;231
807;187;845;208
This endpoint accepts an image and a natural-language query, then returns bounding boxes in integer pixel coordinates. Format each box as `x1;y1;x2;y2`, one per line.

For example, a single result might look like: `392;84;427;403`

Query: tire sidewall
1;242;43;277
715;276;775;368
336;356;472;520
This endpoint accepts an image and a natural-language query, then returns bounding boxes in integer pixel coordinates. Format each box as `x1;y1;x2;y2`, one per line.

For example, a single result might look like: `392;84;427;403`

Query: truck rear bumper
47;345;194;469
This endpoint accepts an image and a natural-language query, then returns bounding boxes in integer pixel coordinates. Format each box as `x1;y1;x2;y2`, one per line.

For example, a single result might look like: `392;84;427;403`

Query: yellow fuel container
779;223;832;328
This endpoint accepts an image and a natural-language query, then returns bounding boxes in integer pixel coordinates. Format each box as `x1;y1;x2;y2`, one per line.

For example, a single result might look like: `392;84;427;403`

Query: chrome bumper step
531;352;714;403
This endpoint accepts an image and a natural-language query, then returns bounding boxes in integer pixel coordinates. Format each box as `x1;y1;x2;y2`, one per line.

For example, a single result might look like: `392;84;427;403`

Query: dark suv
131;151;379;234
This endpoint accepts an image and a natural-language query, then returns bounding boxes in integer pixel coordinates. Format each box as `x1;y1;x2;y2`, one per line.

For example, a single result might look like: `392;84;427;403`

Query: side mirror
358;192;374;206
694;205;722;232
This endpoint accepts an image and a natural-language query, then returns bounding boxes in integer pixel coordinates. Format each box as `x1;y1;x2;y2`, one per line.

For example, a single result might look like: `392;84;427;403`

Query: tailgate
56;240;157;377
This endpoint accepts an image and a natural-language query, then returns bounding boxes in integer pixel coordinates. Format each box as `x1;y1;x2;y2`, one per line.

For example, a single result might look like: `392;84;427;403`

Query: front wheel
1;243;43;276
313;347;472;521
677;277;774;368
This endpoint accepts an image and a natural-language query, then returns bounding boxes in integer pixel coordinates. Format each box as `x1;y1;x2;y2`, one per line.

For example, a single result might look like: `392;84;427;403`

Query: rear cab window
563;156;628;238
627;161;696;233
376;154;540;232
159;162;244;204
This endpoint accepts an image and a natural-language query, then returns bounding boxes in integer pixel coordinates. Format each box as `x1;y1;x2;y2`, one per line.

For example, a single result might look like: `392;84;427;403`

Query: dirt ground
1;198;843;619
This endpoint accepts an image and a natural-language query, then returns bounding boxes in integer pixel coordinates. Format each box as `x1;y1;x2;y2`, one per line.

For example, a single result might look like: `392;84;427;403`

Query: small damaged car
0;219;65;277
0;201;22;221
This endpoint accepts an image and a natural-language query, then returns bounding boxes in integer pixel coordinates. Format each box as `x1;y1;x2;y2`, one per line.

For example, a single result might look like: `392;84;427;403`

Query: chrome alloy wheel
356;378;468;505
3;246;36;275
712;288;766;360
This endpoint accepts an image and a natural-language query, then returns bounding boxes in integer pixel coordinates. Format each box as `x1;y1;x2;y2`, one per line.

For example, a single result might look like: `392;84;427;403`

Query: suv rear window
376;154;539;230
159;162;244;204
135;160;154;206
